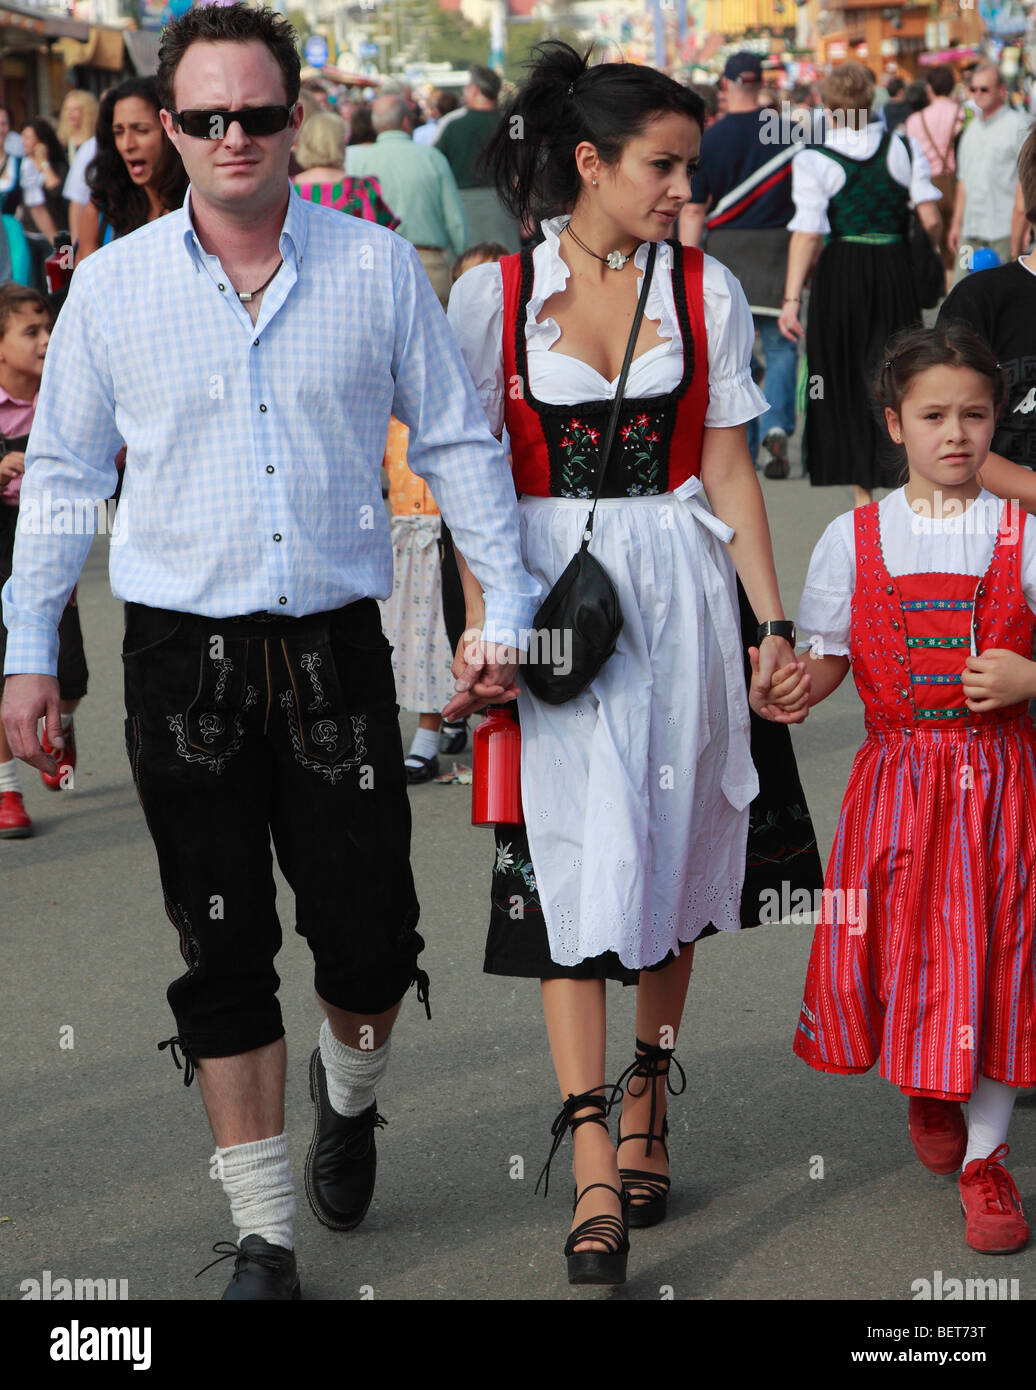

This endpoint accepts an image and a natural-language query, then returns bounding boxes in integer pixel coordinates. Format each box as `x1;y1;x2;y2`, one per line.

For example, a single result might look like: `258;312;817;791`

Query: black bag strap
581;239;658;549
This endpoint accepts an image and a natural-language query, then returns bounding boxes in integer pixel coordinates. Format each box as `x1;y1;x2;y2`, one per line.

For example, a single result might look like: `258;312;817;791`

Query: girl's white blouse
797;487;1036;656
446;214;768;434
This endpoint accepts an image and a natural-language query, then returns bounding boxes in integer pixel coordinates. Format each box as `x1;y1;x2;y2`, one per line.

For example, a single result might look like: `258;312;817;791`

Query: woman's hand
962;648;1036;710
749;645;811;723
777;302;804;343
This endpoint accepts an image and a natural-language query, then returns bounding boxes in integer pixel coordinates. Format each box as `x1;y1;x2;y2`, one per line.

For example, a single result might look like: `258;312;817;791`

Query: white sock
963;1075;1017;1168
60;712;73;731
0;759;22;794
215;1132;295;1251
319;1017;391;1117
406;726;439;765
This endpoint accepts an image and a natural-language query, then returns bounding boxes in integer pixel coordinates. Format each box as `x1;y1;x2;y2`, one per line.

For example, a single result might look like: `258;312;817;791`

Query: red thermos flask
471;705;524;827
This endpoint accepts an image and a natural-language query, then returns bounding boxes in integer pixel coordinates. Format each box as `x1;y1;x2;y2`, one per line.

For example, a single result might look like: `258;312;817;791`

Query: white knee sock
406;727;439;765
0;759;22;794
319;1017;391;1117
963;1075;1018;1168
215;1132;295;1251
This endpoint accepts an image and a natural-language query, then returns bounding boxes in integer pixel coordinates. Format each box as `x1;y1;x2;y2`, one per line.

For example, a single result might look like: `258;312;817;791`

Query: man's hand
1;673;63;774
0;450;25;486
442;627;519;720
962;648;1036;711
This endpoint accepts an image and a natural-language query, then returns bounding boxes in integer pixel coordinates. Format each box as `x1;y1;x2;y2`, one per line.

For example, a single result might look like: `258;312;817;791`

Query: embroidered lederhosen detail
499;239;710;498
168;630;259;773
277;629;369;782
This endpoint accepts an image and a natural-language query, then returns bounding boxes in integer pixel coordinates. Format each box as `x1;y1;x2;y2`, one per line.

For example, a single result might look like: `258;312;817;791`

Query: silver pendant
238;291;254;301
606;250;630;270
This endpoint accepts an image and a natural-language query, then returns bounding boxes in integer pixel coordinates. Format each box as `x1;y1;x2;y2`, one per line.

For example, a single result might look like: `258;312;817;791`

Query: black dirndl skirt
483;579;825;982
803;239;921;490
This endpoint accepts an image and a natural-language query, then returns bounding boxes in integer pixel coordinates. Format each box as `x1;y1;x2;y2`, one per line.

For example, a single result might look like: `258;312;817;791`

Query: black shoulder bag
522;240;657;705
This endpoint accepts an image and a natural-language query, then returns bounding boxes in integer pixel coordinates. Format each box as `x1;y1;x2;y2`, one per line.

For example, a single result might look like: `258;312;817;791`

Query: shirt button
891;620;899;630
266;465;275;474
217;282;226;291
886;585;894;594
253;338;260;347
899;688;909;699
278;596;287;606
259;403;267;413
273;533;282;542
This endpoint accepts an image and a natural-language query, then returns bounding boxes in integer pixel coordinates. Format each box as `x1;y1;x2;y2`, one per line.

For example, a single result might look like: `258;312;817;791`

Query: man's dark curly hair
157;2;301;114
86;77;188;238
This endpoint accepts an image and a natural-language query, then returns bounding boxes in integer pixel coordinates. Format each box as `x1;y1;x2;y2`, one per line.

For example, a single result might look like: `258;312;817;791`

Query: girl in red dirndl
757;322;1036;1255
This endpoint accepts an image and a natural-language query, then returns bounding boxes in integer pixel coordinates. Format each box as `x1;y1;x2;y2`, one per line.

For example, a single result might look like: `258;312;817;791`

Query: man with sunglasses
947;64;1029;284
0;3;538;1300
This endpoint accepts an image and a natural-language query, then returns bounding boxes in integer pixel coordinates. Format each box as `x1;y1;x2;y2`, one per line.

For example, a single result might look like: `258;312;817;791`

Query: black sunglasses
169;104;296;139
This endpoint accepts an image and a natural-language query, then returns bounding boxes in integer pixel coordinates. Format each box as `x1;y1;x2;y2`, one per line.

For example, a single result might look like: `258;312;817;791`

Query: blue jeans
746;314;799;461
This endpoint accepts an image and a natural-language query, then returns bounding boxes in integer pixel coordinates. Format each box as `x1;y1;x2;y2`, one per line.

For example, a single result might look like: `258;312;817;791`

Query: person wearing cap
681;52;800;478
435;65;519;252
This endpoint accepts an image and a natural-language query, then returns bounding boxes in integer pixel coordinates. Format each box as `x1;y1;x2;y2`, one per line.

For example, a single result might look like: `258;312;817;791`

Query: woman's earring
592;178;597;186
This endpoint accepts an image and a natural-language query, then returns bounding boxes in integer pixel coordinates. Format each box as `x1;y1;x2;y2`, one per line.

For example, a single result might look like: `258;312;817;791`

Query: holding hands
748;636;811;723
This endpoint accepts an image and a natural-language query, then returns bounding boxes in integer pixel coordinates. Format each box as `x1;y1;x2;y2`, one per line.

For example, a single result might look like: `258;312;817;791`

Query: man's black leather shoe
305;1047;386;1231
197;1237;301;1301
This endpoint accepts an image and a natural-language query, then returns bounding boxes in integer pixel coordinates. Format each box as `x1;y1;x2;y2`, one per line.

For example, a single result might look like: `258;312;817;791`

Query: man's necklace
238;259;283;302
564;222;638;271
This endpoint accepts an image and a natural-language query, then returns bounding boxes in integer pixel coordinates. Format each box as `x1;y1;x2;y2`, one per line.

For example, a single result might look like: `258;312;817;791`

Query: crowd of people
1;0;1036;1301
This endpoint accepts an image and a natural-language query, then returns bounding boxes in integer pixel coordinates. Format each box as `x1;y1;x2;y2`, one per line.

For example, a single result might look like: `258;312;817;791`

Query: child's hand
0;450;25;485
962;648;1036;711
748;647;811;723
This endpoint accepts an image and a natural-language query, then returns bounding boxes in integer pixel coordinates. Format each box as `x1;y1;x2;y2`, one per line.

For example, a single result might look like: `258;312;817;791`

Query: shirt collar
0;382;36;407
375;130;410;143
180;181;308;271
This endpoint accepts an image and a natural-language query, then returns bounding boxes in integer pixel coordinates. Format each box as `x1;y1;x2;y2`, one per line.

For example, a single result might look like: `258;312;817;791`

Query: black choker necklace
564;222;638;270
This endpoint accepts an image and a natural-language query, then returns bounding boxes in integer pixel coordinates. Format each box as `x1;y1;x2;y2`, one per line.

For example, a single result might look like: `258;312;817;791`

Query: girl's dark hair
484;41;705;225
875;321;1007;420
87;77;188;238
26;118;66;178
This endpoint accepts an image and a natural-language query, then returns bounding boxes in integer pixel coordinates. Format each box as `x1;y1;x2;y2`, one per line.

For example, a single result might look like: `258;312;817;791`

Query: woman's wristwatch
757;620;796;646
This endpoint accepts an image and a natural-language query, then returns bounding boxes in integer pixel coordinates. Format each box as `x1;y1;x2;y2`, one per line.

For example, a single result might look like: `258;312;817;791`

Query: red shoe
958;1144;1029;1254
0;790;33;838
40;720;75;790
908;1095;967;1173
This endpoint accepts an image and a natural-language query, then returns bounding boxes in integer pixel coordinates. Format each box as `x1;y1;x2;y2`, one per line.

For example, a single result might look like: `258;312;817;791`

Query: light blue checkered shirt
2;185;540;676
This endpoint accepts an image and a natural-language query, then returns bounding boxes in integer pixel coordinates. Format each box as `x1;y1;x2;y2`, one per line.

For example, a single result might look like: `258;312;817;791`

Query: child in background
0;285;86;836
753;322;1036;1254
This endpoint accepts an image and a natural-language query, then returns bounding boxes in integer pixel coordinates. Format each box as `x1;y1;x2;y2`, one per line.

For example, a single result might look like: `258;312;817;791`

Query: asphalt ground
1;449;1033;1331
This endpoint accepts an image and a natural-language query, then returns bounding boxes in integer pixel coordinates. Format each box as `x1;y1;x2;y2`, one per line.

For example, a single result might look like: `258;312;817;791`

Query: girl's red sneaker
908;1095;967;1173
0;791;32;837
958;1144;1029;1254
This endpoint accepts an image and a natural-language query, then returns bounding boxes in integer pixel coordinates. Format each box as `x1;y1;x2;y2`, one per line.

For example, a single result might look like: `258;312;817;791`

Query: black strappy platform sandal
614;1038;687;1228
536;1085;630;1286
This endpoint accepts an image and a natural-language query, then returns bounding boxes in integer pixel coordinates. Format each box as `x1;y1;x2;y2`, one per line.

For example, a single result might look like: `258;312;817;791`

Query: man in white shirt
948;64;1030;281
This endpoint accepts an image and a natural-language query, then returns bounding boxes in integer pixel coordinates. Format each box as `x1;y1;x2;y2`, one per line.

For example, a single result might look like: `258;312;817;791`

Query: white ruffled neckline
528;215;679;375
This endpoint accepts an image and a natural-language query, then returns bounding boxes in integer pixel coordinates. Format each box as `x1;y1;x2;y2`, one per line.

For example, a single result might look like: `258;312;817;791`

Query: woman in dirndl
778;62;943;508
446;42;822;1286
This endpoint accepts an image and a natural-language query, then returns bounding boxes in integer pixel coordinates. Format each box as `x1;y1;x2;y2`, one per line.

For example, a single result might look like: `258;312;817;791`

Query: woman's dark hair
927;64;955;98
875;322;1006;423
348;103;374;146
25;118;66;178
484;41;705;224
156;0;300;113
87;77;188;238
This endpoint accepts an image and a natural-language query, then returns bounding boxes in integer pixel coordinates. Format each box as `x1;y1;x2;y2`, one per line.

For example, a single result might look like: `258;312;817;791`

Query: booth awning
123;26;162;76
0;3;87;40
55;26;125;72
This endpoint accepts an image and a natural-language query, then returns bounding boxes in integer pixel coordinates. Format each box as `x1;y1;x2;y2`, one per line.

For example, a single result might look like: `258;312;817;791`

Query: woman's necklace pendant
606;249;631;270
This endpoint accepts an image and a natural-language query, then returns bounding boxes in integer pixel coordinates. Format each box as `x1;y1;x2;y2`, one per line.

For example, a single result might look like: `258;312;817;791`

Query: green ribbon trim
836;233;902;244
906;636;970;648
